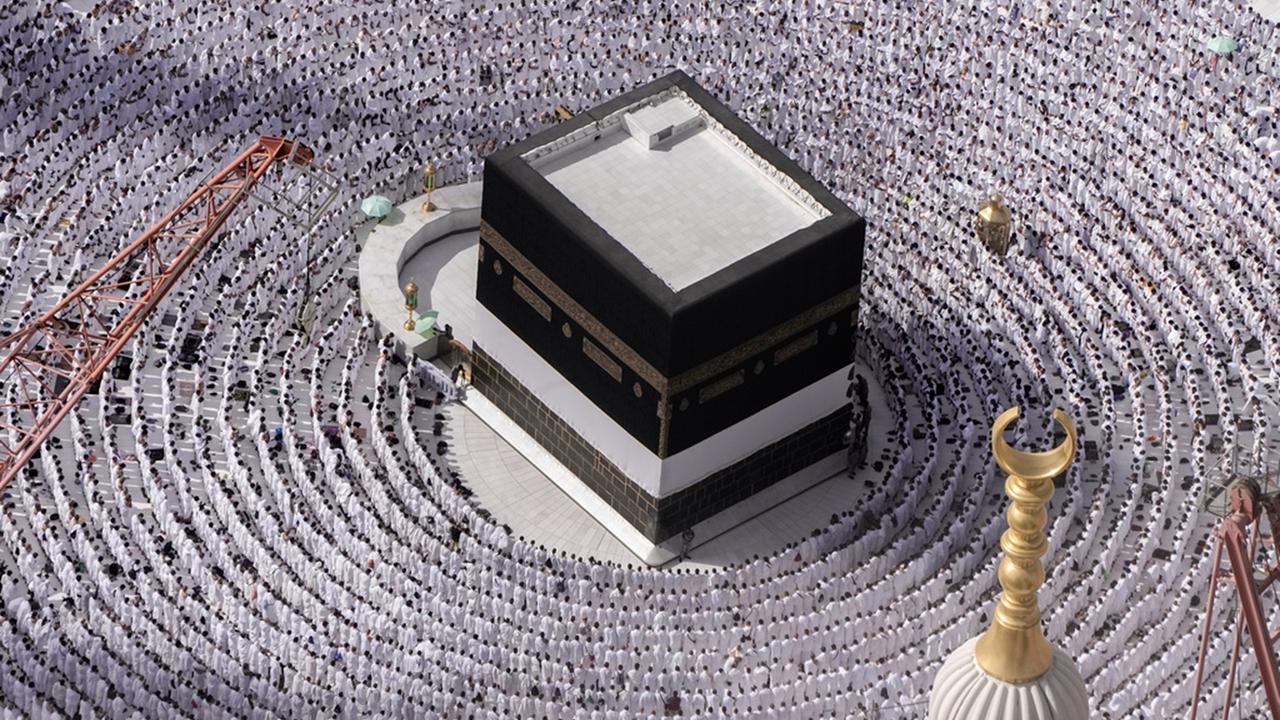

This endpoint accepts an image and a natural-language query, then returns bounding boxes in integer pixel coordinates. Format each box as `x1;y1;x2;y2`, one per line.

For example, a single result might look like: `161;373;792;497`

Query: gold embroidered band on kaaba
582;337;623;382
774;330;818;366
480;221;858;398
512;276;552;321
698;369;744;404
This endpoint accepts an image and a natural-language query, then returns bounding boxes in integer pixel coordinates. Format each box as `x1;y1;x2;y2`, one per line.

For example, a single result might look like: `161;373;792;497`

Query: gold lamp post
403;280;419;332
976;193;1013;256
974;406;1077;684
421;162;437;213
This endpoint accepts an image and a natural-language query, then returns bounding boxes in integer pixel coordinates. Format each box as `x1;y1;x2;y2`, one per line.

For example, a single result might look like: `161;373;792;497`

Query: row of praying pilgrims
0;0;1279;715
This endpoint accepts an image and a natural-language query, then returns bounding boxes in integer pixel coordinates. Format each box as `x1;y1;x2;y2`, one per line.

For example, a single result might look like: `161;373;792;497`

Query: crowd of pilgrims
2;0;1280;716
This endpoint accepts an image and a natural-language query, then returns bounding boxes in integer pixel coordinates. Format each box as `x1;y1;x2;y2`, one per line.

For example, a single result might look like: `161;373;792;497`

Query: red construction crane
1192;476;1280;719
0;135;337;491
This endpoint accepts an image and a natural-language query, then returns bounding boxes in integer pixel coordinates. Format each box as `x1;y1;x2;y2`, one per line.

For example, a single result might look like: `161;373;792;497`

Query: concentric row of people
1;0;1279;716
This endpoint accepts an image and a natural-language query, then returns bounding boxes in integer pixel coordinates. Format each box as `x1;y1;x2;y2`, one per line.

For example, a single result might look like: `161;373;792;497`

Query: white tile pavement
357;183;481;358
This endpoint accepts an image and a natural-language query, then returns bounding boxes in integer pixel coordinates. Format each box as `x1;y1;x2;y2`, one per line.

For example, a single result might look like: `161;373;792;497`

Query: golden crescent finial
976;406;1078;684
991;406;1077;481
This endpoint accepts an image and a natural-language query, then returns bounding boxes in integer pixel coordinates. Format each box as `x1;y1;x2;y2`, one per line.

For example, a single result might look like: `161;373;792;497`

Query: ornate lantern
421;163;437;213
403;280;419;331
976;194;1012;256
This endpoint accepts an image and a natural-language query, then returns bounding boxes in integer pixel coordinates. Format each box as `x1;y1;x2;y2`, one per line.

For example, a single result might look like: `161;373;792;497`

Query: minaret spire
928;406;1089;720
974;406;1076;683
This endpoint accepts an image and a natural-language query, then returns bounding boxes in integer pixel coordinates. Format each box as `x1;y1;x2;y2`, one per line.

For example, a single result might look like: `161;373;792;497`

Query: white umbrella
1252;0;1280;21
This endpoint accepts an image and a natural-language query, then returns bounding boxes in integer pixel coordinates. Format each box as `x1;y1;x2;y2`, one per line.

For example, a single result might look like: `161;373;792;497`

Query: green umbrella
414;310;439;337
1207;36;1239;55
361;195;394;218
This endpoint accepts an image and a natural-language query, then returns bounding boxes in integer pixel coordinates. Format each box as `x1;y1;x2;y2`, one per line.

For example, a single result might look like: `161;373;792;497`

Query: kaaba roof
481;70;864;379
520;88;831;291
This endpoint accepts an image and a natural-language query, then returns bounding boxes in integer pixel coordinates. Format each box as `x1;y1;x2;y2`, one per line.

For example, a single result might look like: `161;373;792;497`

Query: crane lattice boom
0;136;332;490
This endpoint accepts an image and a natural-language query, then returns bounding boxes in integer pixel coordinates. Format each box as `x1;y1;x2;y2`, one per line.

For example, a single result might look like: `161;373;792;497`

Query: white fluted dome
929;637;1089;720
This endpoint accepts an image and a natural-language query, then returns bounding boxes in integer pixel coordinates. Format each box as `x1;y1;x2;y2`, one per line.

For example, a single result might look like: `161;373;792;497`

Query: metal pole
1190;538;1226;720
297;230;312;332
1220;601;1245;720
1222;512;1280;719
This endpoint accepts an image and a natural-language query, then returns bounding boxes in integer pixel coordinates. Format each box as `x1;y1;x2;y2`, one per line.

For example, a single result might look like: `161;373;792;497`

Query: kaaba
472;70;865;543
